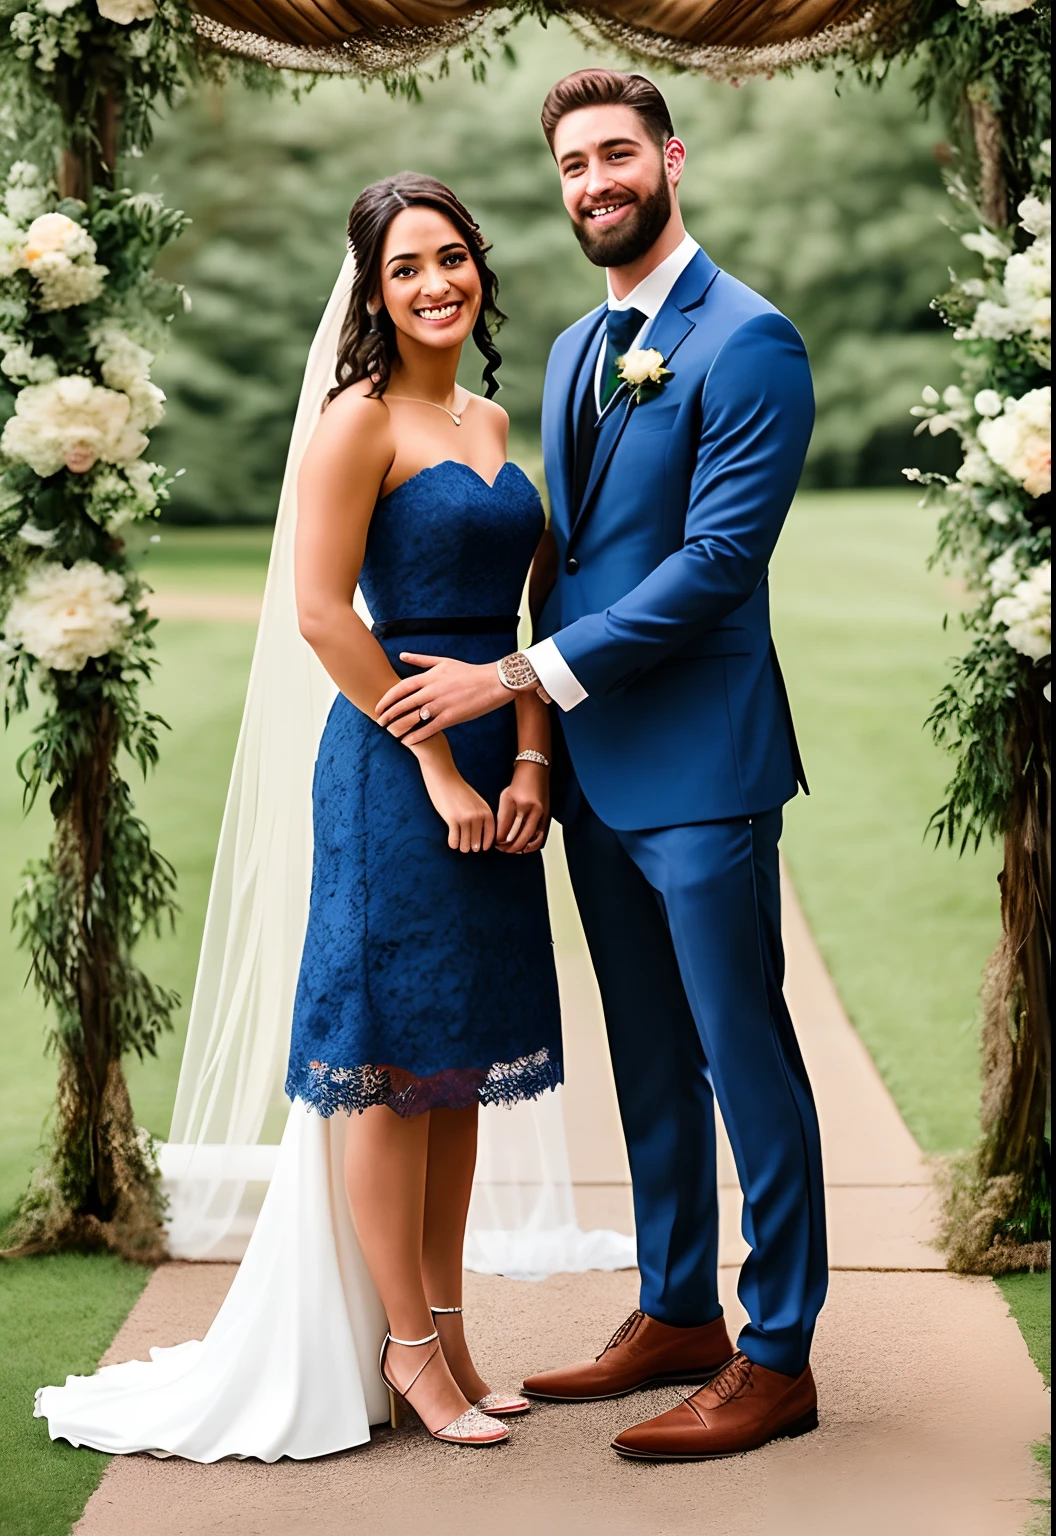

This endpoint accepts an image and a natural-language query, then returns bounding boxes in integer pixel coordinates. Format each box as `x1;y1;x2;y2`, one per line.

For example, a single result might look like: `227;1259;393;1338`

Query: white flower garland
908;148;1051;695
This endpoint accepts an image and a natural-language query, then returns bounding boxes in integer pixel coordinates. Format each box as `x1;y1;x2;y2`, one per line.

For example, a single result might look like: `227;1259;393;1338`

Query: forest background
144;27;962;525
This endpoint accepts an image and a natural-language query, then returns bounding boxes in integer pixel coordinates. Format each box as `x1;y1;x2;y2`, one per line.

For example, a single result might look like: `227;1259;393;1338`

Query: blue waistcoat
539;247;813;831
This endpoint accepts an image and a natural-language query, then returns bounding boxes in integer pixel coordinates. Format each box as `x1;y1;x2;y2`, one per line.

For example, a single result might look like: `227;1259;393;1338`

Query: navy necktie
600;306;647;409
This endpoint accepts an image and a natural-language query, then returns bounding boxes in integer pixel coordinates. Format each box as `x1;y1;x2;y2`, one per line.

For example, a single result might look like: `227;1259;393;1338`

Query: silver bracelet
514;749;550;768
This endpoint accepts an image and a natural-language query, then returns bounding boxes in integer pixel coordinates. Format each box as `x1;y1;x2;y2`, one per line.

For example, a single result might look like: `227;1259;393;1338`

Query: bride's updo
327;173;506;405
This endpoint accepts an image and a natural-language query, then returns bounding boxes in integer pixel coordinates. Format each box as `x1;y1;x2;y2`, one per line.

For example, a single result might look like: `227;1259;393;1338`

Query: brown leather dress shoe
521;1310;735;1402
611;1351;818;1460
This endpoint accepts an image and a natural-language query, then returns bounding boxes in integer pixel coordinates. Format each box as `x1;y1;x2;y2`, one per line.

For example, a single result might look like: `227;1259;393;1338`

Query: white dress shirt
524;232;701;711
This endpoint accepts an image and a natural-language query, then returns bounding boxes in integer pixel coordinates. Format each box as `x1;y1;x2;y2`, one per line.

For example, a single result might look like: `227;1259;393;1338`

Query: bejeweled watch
496;651;541;692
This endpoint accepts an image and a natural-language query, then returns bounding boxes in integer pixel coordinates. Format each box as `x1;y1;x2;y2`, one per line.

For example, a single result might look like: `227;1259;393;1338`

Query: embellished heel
379;1330;508;1446
386;1385;406;1430
430;1305;531;1417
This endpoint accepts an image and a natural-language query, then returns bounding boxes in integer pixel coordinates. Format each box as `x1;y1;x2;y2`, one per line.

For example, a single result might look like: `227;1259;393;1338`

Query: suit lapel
571;250;721;543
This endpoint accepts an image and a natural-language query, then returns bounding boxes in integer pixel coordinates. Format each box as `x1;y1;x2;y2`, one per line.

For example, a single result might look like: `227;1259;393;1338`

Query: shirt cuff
523;637;588;712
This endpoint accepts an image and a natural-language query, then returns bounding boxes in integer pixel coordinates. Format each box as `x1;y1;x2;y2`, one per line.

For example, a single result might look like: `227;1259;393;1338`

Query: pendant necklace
392;396;462;426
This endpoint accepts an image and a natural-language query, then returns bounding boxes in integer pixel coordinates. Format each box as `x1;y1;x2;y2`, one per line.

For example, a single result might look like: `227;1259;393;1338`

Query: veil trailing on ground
159;247;634;1281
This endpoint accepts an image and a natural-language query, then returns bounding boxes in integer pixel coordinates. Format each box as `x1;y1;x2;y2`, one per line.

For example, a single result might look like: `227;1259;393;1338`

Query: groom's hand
375;655;511;744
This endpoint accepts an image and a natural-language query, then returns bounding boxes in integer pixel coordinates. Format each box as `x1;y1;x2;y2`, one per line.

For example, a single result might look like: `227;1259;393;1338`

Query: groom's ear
665;138;687;191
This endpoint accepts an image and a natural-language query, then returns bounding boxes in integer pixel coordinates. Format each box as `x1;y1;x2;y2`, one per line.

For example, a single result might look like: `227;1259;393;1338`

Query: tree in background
143;29;962;524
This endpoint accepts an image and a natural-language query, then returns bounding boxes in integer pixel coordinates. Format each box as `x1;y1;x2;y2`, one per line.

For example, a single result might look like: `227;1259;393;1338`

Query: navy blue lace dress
285;460;562;1119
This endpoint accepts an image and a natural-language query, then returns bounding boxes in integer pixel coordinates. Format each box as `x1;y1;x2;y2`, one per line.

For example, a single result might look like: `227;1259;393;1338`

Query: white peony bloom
0;213;26;279
974;389;1004;417
1;342;58;385
91;325;152;390
978;386;1051;498
4;162;51;226
23;214;108;312
96;0;157;20
971;300;1021;341
991;562;1051;661
959;0;1037;12
31;254;107;312
957;444;1000;487
25;212;86;261
92;326;165;429
1018;196;1051;241
1003;242;1051;340
962;228;1010;263
1;375;148;478
986;546;1023;595
3;559;132;672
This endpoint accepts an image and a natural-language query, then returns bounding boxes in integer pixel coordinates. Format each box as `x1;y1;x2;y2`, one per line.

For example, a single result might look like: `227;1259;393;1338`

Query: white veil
160;248;634;1280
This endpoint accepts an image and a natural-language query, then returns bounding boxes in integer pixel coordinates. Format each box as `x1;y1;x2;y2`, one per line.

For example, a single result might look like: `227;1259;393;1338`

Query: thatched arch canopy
190;0;907;80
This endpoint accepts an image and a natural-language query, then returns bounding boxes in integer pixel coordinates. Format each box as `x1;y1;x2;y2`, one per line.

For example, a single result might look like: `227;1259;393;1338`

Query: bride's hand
413;738;496;853
496;761;549;854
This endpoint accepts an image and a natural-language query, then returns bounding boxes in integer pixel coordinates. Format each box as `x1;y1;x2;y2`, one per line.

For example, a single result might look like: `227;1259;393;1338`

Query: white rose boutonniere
616;347;672;407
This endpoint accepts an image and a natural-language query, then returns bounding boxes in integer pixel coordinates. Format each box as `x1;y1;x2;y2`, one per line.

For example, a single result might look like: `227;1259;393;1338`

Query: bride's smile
377;207;482;353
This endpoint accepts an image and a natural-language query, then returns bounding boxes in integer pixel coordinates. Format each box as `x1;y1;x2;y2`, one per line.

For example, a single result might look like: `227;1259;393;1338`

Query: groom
375;68;828;1460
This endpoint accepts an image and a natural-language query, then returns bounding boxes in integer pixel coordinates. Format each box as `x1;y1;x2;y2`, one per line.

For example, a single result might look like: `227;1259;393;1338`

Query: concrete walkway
73;845;1048;1536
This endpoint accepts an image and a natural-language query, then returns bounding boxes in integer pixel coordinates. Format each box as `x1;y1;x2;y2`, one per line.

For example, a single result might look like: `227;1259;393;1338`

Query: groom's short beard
572;174;673;269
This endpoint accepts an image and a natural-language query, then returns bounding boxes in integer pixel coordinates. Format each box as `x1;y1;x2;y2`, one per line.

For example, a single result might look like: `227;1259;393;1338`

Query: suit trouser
562;799;828;1376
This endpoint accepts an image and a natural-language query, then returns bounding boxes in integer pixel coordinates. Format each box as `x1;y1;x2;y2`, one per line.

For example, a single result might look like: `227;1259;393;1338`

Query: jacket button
565;556;580;574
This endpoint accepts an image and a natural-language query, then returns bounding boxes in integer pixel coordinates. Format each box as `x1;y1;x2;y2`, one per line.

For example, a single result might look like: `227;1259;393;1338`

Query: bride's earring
366;299;381;332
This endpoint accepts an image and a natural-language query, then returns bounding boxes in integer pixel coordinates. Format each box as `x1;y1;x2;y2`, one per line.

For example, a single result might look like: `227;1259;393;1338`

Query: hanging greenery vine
896;0;1051;1272
0;0;207;1259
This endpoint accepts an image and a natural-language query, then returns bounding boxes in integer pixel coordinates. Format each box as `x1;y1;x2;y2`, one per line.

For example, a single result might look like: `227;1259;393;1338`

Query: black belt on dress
371;615;519;641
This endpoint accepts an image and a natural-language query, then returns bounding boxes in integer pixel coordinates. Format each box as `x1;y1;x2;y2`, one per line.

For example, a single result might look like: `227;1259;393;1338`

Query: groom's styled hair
541;69;674;154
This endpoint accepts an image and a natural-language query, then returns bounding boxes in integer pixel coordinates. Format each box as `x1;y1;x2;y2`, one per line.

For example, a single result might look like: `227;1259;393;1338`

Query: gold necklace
389;395;463;426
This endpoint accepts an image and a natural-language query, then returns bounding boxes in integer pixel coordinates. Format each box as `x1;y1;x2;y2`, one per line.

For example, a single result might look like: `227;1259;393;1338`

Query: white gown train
35;1102;389;1460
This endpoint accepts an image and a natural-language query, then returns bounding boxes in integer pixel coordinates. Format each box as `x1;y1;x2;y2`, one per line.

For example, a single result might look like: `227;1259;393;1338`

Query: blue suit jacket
539;247;812;831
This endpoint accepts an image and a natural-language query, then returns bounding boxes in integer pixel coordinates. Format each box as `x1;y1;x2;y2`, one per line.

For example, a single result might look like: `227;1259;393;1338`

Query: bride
35;174;627;1461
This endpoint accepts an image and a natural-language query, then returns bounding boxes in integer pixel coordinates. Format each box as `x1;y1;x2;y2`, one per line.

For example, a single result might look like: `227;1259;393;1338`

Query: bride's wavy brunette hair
327;173;506;407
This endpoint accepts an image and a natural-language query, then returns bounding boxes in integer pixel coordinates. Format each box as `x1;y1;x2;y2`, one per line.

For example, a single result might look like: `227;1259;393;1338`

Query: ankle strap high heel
379;1330;508;1446
428;1306;531;1419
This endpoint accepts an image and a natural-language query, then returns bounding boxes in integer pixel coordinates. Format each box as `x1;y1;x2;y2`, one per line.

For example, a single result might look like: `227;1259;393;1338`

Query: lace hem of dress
287;1048;562;1120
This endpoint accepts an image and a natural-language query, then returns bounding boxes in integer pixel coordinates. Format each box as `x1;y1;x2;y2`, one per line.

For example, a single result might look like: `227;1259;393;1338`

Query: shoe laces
598;1309;644;1360
695;1352;754;1408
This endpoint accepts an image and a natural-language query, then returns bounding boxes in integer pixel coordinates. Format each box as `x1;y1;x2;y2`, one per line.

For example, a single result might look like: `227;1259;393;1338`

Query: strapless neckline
379;459;528;504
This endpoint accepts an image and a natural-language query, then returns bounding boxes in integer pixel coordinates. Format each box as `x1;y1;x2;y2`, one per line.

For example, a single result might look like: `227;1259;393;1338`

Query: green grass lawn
0;495;1048;1534
771;489;1002;1154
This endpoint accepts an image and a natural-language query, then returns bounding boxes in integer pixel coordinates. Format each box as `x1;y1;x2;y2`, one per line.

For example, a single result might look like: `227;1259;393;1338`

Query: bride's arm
295;391;495;854
295;391;403;716
528;528;558;633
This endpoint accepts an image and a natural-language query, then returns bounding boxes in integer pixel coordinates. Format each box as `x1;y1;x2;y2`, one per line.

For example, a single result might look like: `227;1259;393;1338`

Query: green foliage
0;0;198;1253
907;155;1050;849
136;31;963;522
898;0;1051;196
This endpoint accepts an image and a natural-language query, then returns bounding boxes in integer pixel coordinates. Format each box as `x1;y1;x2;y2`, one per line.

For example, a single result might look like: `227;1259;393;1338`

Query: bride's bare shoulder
310;382;393;464
467;393;510;450
468;393;509;427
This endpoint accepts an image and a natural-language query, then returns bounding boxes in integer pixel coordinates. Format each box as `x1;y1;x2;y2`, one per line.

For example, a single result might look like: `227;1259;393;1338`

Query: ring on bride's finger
419;706;431;722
